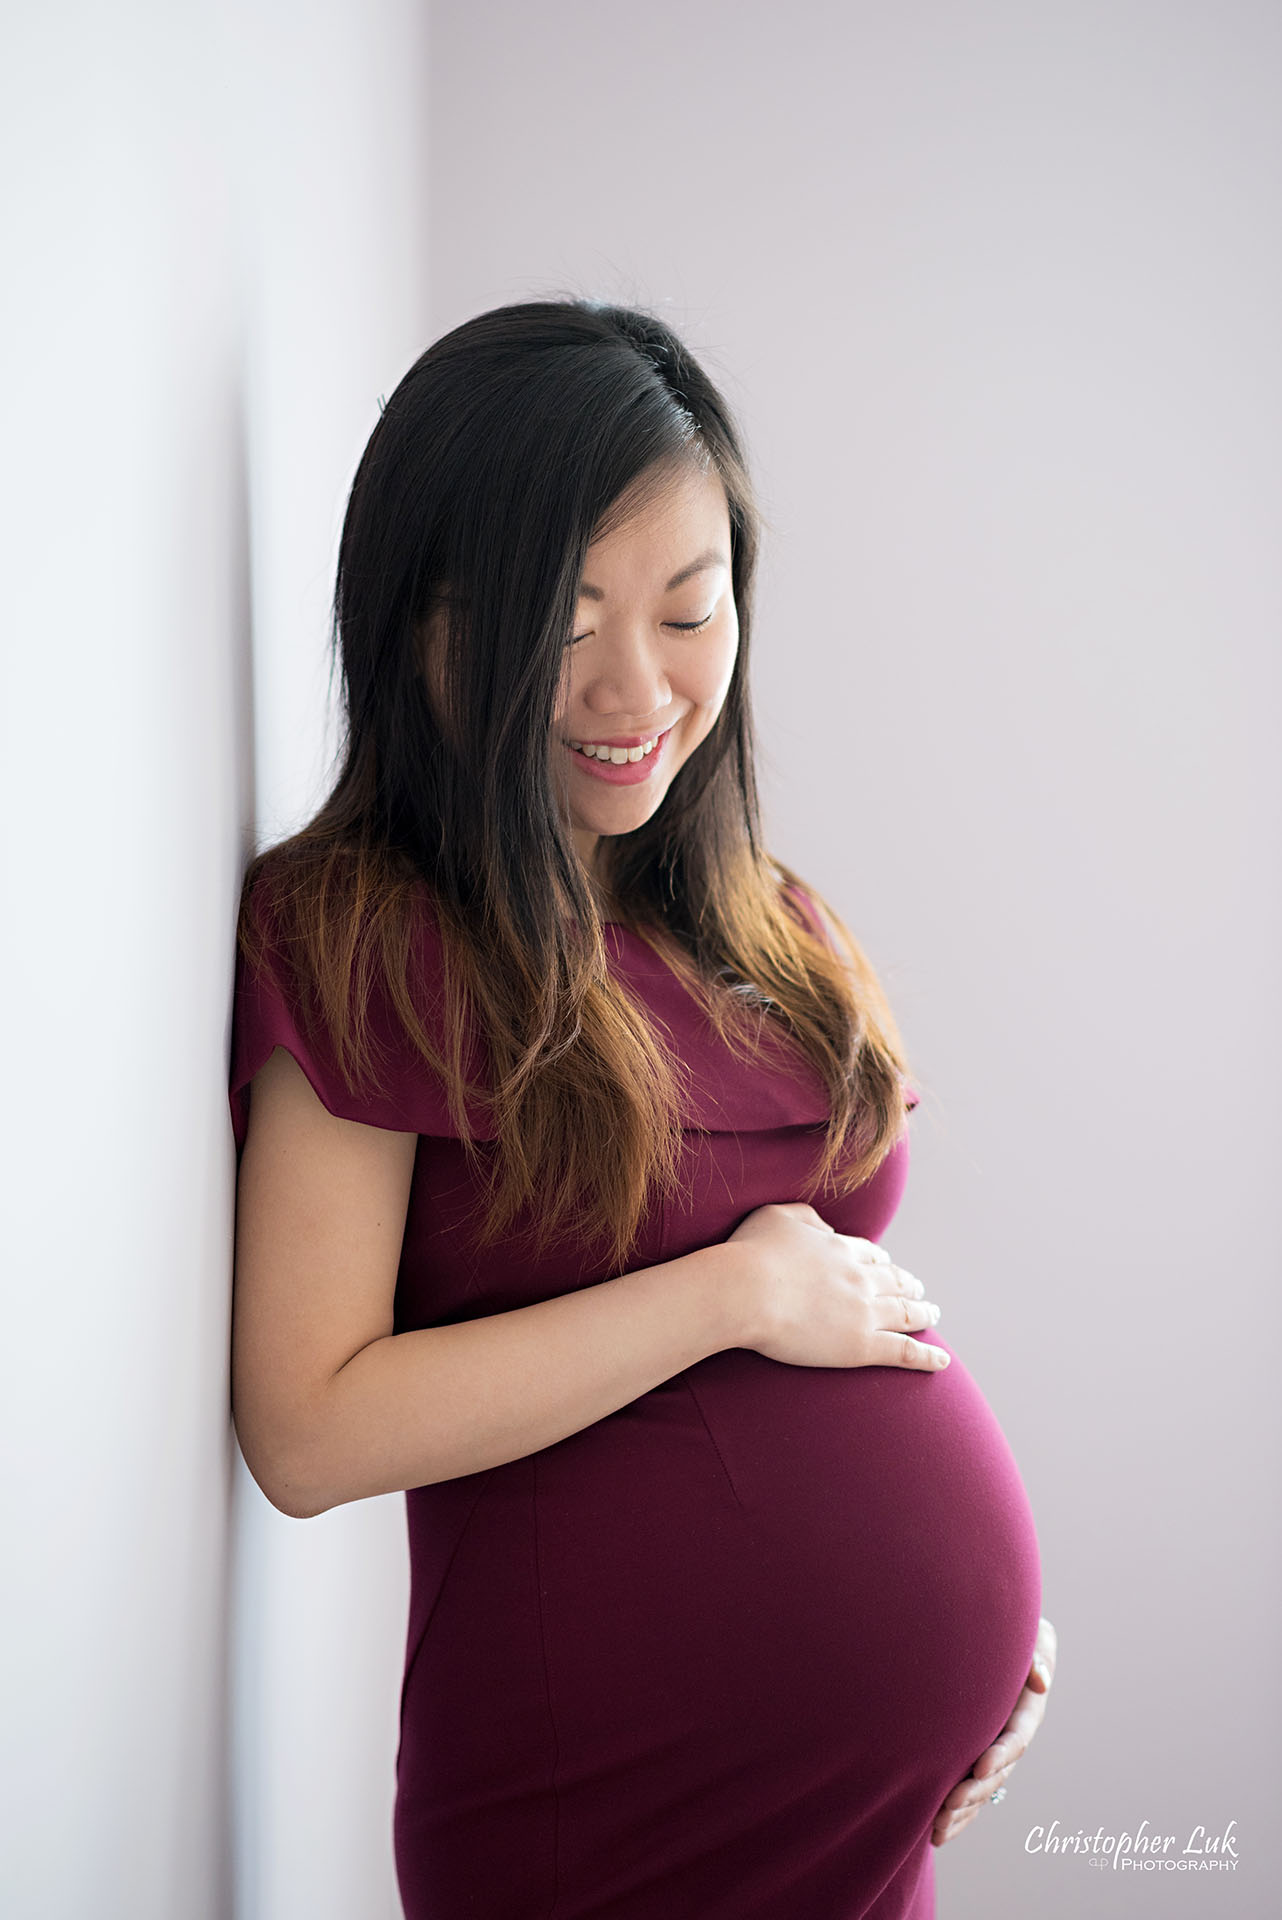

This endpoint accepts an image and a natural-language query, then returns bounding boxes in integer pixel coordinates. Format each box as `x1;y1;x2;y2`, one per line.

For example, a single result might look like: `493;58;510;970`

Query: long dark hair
237;298;913;1270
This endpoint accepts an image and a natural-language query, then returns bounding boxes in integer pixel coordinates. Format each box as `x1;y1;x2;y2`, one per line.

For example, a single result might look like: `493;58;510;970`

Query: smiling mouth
564;726;672;764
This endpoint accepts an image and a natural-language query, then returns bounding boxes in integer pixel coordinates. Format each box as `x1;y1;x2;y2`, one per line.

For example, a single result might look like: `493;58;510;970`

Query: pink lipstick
563;725;676;786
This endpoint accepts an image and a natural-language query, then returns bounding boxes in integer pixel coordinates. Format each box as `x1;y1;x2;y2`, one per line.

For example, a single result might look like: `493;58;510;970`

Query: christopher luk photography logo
1023;1818;1239;1874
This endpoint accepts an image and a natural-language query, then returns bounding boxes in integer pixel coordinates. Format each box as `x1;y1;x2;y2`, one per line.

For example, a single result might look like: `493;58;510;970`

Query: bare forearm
286;1242;752;1517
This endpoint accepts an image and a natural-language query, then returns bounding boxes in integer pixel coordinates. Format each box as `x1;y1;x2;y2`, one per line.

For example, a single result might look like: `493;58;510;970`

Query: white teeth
568;734;660;762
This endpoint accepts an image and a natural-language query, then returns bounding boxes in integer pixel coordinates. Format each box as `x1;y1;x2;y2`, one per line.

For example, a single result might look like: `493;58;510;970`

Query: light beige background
425;4;1279;1917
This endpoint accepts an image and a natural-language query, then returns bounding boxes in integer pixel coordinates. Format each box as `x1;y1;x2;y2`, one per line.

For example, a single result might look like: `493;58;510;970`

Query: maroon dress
229;870;1042;1919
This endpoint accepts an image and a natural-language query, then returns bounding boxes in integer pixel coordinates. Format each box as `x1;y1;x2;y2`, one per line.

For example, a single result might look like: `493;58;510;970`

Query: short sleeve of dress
228;868;493;1156
782;880;919;1115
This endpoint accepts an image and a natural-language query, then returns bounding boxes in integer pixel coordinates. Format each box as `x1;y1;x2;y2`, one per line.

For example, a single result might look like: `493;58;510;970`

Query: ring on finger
967;1767;1009;1808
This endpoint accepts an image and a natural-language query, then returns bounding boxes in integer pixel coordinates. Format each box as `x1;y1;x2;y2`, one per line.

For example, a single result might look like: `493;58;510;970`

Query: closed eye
567;612;715;646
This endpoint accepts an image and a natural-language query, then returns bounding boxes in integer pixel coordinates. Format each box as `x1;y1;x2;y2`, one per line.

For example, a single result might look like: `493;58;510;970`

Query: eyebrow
577;548;730;601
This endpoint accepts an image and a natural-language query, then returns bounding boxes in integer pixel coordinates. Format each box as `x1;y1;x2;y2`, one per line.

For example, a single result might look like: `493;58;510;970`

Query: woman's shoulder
230;847;489;1153
776;875;842;950
772;873;921;1115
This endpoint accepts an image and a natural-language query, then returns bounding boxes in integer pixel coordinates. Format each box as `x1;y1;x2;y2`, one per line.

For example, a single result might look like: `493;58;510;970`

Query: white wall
424;3;1280;1916
1;4;428;1917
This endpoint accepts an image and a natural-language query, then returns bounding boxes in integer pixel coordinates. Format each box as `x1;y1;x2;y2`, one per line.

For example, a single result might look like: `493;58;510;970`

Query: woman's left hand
930;1615;1058;1848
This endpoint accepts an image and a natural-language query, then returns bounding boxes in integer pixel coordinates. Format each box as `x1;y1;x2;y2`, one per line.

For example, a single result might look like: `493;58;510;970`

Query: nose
577;623;672;728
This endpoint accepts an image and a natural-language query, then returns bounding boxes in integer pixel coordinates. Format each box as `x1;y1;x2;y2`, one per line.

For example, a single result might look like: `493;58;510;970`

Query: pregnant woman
229;298;1055;1918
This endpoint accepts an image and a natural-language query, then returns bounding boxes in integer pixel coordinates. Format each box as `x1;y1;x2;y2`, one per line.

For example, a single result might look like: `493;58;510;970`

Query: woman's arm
302;1243;743;1516
232;1045;748;1519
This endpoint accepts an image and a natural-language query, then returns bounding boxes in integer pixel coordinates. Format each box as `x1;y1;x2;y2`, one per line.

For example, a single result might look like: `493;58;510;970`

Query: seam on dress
531;1453;564;1916
399;1470;496;1725
682;1375;745;1511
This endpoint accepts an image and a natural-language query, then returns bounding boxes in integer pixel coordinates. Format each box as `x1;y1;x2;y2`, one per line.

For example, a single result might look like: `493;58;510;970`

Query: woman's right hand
725;1201;950;1372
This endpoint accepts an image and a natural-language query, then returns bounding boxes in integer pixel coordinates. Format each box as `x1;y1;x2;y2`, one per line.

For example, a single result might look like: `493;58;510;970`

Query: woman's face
553;461;739;874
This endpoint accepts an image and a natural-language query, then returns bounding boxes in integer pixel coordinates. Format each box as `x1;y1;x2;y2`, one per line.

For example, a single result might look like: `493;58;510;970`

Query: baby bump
532;1339;1043;1797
